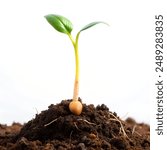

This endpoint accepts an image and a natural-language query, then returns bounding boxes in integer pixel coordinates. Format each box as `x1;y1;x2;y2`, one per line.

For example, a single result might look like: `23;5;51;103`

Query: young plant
45;14;108;115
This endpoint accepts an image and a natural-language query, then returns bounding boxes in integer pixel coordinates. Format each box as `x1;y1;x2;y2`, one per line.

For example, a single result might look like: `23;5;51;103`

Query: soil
0;99;150;150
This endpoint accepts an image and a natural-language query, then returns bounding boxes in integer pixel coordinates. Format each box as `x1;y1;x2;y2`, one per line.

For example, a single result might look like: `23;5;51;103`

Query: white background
0;0;164;126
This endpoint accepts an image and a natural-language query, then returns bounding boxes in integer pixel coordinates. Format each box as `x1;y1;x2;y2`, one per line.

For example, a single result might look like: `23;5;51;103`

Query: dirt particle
88;133;96;139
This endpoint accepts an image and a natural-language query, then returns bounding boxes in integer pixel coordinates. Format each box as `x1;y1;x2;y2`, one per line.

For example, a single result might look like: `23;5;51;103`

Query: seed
69;100;83;115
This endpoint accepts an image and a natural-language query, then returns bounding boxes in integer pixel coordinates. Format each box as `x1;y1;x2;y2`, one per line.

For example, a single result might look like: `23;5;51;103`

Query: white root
44;118;58;127
109;113;129;139
77;118;96;125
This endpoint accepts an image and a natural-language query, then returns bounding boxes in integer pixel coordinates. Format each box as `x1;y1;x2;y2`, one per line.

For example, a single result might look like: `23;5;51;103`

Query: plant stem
68;33;80;101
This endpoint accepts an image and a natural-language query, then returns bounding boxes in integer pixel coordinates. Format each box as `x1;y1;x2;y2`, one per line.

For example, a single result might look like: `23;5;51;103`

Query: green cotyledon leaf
44;14;73;34
79;21;109;33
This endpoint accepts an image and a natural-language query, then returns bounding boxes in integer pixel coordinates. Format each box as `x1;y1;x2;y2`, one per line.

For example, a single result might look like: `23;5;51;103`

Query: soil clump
0;99;150;150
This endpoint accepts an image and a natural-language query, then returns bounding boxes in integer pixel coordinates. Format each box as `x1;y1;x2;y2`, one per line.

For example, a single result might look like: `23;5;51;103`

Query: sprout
45;14;108;115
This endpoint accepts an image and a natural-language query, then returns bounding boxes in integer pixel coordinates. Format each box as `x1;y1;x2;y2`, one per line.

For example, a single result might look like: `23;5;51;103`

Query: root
109;113;129;139
132;125;142;136
134;131;142;136
69;130;73;144
132;125;136;135
74;122;81;131
77;119;96;125
121;112;129;120
34;107;39;115
44;118;96;128
44;118;58;127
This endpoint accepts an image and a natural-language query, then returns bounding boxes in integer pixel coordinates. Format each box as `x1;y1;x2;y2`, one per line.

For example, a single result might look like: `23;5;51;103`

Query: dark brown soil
0;99;150;150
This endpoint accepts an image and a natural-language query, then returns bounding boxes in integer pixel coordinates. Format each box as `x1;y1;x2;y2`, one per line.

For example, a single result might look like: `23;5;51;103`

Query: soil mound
0;99;150;150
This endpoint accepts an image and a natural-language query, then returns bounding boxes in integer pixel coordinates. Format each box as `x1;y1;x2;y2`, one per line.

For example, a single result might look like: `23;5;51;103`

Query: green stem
75;33;80;82
68;33;80;101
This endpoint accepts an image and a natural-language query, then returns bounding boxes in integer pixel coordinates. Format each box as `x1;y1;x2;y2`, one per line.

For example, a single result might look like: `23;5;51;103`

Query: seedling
45;14;108;115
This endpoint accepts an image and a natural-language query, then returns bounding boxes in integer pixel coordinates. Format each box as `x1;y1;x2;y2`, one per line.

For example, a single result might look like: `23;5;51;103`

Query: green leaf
79;21;109;33
44;14;73;34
